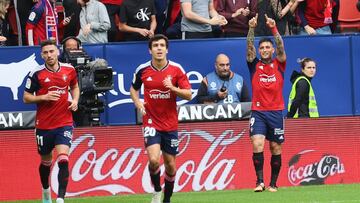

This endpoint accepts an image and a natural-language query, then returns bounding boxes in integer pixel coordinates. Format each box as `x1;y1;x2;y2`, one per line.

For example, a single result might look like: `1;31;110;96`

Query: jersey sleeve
277;58;286;73
27;2;44;25
150;0;157;15
24;71;40;93
176;67;191;89
119;2;128;23
131;68;143;90
247;57;259;75
70;68;78;87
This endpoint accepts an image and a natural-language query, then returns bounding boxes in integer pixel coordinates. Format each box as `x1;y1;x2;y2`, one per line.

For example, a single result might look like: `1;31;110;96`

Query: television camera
62;49;114;126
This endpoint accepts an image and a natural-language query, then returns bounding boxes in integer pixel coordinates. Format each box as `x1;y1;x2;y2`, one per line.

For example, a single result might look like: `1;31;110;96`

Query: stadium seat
337;0;360;32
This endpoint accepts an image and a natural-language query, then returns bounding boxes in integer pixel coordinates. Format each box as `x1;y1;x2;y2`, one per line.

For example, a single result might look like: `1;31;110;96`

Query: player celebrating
246;14;287;192
130;34;192;203
23;40;79;203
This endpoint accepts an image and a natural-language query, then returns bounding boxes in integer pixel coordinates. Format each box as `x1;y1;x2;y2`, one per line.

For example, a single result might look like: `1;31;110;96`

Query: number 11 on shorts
36;134;43;146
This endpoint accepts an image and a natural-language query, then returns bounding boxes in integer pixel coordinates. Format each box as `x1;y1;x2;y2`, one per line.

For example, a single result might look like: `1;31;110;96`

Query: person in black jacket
287;57;318;118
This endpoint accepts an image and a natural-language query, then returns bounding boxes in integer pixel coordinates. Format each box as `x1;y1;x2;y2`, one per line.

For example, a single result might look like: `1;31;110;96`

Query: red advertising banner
1;117;359;201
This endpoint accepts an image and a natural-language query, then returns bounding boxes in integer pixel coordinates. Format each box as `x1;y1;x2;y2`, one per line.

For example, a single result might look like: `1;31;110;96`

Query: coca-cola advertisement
1;117;360;201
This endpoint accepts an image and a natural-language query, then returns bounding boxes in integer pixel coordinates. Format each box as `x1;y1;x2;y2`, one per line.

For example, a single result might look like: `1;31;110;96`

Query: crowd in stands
0;0;359;46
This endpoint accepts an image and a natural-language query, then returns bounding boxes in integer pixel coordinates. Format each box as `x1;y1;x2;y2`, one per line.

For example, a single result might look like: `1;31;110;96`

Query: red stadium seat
337;0;360;32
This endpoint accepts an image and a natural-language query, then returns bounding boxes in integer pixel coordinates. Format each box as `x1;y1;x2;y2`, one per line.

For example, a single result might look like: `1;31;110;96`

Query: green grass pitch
4;184;360;203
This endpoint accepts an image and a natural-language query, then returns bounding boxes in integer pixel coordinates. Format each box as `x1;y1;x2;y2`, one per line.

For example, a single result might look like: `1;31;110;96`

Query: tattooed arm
270;0;283;19
265;14;286;62
247;14;258;63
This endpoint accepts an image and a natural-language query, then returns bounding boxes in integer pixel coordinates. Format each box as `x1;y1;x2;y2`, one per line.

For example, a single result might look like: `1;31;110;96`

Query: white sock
56;198;64;203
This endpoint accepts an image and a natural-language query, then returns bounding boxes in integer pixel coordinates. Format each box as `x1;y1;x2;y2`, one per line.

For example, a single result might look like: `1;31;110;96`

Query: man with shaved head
197;53;250;104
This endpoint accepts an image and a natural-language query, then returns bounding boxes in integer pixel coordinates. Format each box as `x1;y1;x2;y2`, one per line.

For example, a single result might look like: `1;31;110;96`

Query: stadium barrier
0;34;360;127
1;116;359;201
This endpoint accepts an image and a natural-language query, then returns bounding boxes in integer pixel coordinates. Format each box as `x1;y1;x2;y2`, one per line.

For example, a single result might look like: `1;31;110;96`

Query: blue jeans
299;25;332;35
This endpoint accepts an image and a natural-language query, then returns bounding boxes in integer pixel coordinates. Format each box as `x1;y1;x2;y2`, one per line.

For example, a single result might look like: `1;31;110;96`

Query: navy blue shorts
249;110;285;143
35;126;73;155
144;128;179;155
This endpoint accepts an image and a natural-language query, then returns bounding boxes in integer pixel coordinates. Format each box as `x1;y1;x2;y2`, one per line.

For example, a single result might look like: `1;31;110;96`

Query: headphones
61;36;82;51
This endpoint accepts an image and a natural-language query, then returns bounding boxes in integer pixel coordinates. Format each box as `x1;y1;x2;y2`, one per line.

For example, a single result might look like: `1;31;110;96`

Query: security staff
287;57;319;118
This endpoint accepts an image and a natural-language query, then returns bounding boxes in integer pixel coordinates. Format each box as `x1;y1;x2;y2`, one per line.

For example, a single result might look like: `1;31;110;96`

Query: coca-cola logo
50;129;246;196
288;150;345;185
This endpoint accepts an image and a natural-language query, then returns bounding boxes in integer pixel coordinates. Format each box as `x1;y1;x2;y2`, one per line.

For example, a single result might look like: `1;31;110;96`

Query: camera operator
59;36;113;126
59;36;83;63
197;53;250;104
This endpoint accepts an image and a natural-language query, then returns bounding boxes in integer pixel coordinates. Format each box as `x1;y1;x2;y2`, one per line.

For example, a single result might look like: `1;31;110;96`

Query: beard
219;72;230;80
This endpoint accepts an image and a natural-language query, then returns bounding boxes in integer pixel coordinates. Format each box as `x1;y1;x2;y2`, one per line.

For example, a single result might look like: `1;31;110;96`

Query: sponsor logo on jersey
259;74;276;83
146;76;152;81
45;77;50;82
149;89;171;99
49;86;67;95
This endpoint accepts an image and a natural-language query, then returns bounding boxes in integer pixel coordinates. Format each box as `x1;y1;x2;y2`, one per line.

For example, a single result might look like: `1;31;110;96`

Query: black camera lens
220;87;227;92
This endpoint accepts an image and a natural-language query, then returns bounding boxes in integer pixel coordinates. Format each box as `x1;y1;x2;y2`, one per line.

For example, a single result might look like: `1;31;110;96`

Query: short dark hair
298;57;315;69
258;37;274;46
40;40;57;49
148;34;169;49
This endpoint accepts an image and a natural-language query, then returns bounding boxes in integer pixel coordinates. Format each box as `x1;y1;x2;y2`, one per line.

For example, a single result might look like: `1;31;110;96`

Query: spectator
256;0;299;36
164;0;182;39
216;0;257;37
287;57;319;118
14;0;36;45
0;0;10;46
330;0;339;33
197;53;250;104
298;0;336;35
154;0;167;34
62;0;81;39
101;0;122;42
77;0;111;43
180;0;227;39
118;0;157;41
26;0;71;46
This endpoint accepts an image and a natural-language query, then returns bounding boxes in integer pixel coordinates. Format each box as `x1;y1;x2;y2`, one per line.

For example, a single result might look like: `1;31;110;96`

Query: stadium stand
337;0;360;32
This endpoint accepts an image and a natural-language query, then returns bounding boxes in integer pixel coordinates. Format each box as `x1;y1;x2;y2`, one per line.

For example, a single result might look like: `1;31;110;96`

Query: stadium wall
0;116;359;201
0;34;360;126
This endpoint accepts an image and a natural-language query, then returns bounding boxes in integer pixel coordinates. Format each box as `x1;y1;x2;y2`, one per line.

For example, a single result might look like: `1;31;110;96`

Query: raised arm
265;14;286;62
279;0;298;18
246;14;258;62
